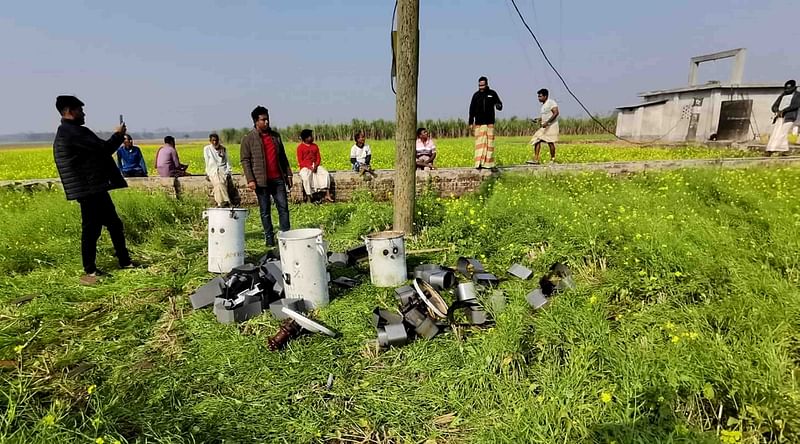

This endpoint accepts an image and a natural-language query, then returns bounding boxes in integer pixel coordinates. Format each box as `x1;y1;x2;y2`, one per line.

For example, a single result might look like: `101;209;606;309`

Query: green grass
0;136;761;180
1;166;799;443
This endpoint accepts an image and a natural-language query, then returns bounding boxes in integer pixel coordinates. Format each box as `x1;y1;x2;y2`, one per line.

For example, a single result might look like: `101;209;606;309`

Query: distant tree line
219;115;617;143
1;115;616;145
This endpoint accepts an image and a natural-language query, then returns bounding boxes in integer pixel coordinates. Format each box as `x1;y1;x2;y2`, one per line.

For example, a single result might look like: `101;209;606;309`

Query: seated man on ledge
296;129;334;203
350;130;377;178
155;136;188;178
116;134;148;177
415;127;437;170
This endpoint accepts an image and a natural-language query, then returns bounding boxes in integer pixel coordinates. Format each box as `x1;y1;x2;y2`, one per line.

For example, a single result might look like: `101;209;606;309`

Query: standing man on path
240;106;293;248
204;133;240;207
52;95;136;285
528;88;560;164
766;80;800;155
468;76;503;171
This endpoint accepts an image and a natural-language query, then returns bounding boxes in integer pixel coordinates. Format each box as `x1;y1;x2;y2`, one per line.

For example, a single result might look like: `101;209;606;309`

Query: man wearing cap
767;80;800;154
53;95;136;285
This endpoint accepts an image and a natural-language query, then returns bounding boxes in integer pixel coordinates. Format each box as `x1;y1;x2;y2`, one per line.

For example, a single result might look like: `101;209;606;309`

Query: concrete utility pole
393;0;419;235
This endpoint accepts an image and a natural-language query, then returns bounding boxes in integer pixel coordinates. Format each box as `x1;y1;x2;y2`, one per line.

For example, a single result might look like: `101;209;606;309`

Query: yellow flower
720;429;741;444
95;438;105;444
41;414;55;426
671;335;680;343
588;295;598;305
600;392;613;403
87;385;96;395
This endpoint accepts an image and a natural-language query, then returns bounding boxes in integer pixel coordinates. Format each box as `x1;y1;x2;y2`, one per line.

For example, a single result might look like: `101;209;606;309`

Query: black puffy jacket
53;119;127;200
468;89;503;125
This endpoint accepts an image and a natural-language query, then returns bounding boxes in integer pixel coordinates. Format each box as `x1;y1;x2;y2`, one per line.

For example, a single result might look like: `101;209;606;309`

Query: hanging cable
390;0;398;94
507;0;681;144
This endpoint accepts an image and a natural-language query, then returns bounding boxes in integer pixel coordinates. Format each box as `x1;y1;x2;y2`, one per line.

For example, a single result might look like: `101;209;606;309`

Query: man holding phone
53;95;136;285
240;106;293;248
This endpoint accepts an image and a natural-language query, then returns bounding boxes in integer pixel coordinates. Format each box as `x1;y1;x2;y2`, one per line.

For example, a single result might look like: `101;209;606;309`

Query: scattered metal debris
412;278;448;319
451;282;487;324
526;288;550;310
331;276;359;288
394;285;416;306
325;373;334;390
345;245;369;266
189;277;225;309
539;263;575;296
456;257;485;278
402;306;439;339
269;298;305;320
282;307;337;337
267;308;338;350
473;272;500;287
413;264;457;290
327;252;349;267
374;308;409;347
507;263;533;280
267;318;303;350
526;263;575;310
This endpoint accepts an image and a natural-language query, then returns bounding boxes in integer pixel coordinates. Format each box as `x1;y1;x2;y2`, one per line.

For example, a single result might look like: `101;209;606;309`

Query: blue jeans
255;180;290;246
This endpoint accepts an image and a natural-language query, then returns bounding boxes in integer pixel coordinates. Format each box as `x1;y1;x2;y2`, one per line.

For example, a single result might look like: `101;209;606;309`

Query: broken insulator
268;319;302;351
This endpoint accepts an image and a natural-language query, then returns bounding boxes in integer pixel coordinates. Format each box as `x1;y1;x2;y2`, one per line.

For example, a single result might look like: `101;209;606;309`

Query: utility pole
393;0;419;235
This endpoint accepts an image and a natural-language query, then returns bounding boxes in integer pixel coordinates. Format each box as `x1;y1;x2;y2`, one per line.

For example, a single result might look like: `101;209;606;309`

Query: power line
390;0;398;95
507;0;680;144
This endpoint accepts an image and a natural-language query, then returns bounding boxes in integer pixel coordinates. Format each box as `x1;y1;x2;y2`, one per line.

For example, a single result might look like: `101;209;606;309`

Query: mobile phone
119;114;124;125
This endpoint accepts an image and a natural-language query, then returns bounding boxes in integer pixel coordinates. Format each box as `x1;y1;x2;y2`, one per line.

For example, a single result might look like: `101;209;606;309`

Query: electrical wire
507;0;681;145
390;0;398;95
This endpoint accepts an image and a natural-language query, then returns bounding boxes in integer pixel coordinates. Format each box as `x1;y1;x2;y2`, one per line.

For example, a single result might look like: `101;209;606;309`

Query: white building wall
616;87;784;142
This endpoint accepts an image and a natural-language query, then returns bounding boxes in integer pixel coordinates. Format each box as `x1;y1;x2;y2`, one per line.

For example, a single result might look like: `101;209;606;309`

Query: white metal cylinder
365;231;407;287
278;228;330;309
205;208;249;273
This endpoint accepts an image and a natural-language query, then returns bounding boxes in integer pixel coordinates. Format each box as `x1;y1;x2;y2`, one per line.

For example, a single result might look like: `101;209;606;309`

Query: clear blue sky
1;0;796;134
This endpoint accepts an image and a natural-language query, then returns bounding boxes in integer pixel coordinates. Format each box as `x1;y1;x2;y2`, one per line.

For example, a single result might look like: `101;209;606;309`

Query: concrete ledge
3;156;800;204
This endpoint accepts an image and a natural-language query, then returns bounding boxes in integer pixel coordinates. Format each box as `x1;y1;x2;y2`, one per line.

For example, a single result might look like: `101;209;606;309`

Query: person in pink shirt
415;127;437;170
155;136;188;177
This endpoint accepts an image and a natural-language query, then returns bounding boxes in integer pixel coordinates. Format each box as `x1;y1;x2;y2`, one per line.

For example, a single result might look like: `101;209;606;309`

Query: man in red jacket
296;129;334;203
240;106;293;248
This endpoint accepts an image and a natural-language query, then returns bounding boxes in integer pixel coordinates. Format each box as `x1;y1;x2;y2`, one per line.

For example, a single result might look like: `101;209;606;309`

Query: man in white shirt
527;88;560;164
203;133;240;207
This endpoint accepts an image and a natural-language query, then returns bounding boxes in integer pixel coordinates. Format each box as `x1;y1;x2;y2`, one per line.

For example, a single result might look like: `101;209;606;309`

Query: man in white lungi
766;80;800;154
528;88;560;164
203;133;240;207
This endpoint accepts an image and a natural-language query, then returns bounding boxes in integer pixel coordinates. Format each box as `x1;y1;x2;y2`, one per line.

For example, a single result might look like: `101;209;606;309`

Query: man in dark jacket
240;106;293;247
53;95;134;285
766;80;800;154
468;76;503;170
